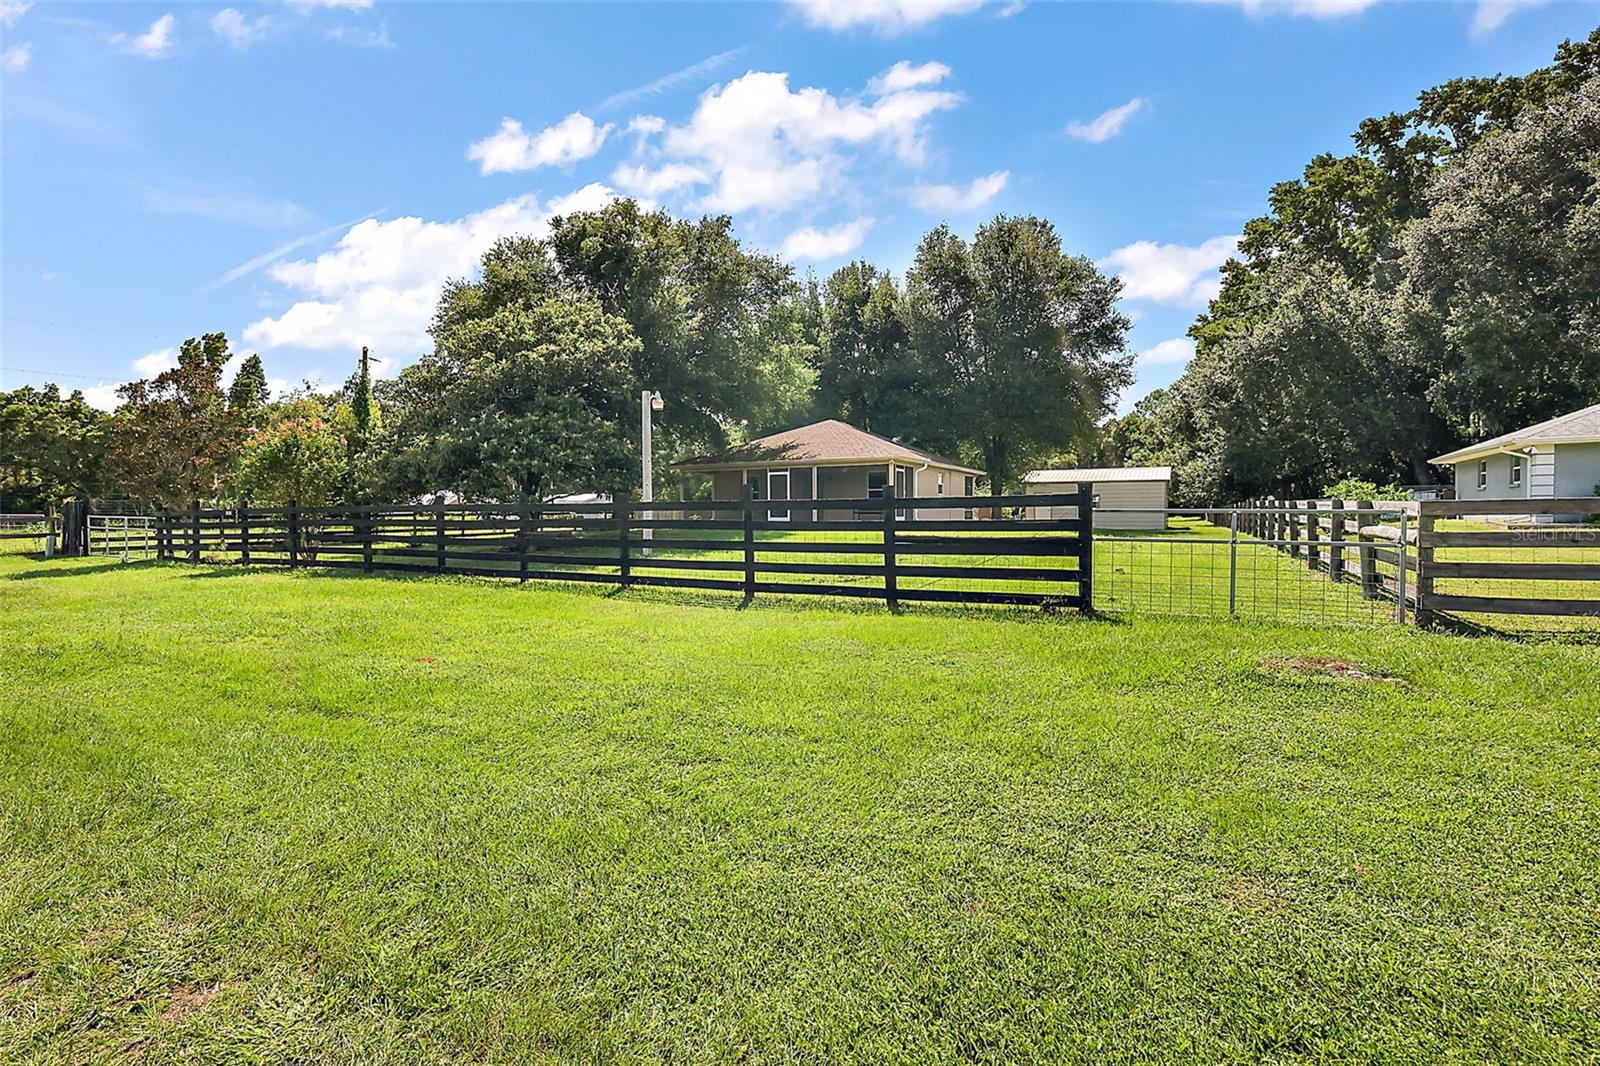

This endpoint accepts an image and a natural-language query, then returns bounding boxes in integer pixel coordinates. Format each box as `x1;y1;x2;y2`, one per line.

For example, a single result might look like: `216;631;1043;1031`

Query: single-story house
673;419;984;521
1023;466;1172;530
1430;402;1600;520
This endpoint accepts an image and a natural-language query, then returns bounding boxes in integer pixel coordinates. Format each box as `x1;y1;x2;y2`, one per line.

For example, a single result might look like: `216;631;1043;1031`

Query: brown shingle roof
674;419;983;475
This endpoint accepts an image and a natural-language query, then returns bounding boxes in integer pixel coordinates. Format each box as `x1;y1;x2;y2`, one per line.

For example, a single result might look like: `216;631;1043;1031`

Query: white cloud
781;217;873;261
1;42;30;73
467;112;612;175
868;60;951;94
547;182;631;215
81;384;124;412
244;194;566;356
612;161;706;197
628;115;666;135
789;0;985;34
908;169;1008;212
0;2;33;27
1469;0;1548;37
117;14;176;58
1066;98;1145;143
625;69;961;214
323;23;393;48
1219;0;1378;17
1136;337;1195;367
211;8;264;49
1100;234;1240;306
133;348;179;377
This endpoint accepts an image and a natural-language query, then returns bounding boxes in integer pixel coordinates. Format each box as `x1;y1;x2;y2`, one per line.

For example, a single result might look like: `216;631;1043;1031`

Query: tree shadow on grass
4;559;160;580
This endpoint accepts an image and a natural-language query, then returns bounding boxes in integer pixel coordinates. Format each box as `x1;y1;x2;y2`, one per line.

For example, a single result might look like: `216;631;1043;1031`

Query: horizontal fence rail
1415;497;1600;625
148;487;1095;612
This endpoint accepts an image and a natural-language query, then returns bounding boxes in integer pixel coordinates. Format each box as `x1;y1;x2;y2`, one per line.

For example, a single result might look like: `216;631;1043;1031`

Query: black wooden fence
153;486;1094;611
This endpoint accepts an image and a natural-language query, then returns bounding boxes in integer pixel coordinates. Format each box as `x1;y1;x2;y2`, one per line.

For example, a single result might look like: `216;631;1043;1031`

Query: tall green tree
379;299;640;502
812;262;918;435
227;353;270;412
906;216;1132;495
0;385;107;512
1396;76;1600;442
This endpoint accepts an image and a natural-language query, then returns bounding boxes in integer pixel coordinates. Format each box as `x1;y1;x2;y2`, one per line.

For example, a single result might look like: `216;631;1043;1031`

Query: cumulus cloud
116;14;176;58
868;60;951;94
1;42;29;73
789;0;985;34
0;2;33;27
467;112;613;175
1469;0;1548;37
1136;337;1196;367
81;384;124;412
211;8;265;49
612;161;706;197
1066;98;1145;143
781;217;873;261
908;170;1008;212
133;347;179;377
244;189;626;357
1100;234;1240;306
621;68;961;214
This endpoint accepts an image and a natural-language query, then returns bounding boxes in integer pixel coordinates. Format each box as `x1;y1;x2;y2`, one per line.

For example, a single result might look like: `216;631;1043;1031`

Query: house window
1510;456;1523;488
1477;460;1488;490
867;470;887;498
745;470;764;500
937;474;945;494
963;475;976;519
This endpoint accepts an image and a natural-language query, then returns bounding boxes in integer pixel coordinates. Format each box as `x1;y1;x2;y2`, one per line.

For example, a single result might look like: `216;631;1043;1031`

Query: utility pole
641;389;663;551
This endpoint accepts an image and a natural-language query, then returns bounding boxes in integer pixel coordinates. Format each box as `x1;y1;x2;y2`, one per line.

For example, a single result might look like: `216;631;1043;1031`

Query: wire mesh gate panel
1093;506;1412;626
151;488;1093;611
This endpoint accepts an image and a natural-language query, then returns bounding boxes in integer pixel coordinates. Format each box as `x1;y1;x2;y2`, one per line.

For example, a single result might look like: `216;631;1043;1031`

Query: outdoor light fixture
650;390;664;412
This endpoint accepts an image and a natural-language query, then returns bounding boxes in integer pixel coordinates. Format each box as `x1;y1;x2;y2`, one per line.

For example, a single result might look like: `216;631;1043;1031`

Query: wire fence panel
1092;511;1407;627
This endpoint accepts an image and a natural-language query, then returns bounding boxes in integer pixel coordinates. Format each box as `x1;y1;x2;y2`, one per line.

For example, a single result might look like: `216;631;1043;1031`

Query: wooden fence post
740;484;756;604
361;506;373;573
189;500;201;563
1355;499;1377;599
1304;501;1320;571
616;492;632;588
239;498;251;566
287;498;300;568
1287;500;1301;559
1329;500;1346;582
1076;481;1094;614
882;484;899;611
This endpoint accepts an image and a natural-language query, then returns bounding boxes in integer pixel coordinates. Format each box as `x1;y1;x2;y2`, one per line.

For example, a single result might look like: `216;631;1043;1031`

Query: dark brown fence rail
152;486;1094;611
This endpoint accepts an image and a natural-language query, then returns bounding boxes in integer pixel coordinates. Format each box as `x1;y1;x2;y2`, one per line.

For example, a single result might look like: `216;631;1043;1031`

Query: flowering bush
233;403;348;504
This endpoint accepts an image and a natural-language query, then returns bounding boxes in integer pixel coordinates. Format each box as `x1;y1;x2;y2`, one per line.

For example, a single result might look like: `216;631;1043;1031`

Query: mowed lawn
2;554;1598;1064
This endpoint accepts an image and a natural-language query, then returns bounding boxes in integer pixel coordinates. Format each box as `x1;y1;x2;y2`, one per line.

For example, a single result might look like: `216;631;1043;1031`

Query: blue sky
3;0;1597;414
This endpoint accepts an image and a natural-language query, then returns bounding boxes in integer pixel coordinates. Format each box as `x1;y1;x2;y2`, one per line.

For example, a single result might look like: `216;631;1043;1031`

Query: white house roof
1025;466;1172;484
1430;402;1600;465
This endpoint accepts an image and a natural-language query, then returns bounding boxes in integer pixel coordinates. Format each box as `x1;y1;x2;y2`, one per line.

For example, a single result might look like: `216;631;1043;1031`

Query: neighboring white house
1430;402;1600;520
1024;466;1172;530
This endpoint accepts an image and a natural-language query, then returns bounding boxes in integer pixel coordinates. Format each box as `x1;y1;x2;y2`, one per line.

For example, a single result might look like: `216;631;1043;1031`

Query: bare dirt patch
1265;655;1403;684
159;984;228;1023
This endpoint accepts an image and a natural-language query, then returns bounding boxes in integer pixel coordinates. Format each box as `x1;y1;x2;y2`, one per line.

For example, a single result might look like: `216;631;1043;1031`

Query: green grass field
3;552;1599;1063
